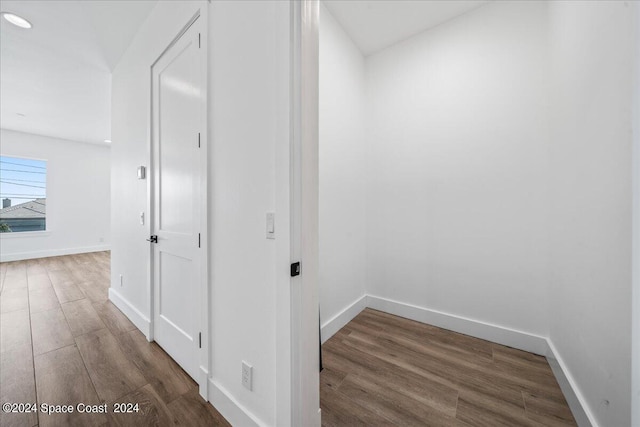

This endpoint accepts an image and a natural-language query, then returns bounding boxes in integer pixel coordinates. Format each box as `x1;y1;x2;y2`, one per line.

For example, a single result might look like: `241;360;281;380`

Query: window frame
0;154;49;235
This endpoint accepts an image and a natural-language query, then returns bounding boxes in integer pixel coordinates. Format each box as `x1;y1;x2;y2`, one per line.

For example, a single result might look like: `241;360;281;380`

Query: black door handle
146;235;158;243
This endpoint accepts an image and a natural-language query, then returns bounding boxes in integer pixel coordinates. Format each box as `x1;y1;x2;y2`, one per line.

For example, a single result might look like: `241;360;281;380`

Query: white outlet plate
242;361;252;391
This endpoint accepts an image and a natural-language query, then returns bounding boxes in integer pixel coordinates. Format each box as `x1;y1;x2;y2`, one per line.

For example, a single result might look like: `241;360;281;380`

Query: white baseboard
0;245;111;262
366;295;549;355
546;340;597;427
321;295;367;343
108;288;151;338
208;378;267;427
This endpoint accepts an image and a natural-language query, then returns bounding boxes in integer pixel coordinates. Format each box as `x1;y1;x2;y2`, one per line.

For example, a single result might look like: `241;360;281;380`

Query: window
0;156;47;233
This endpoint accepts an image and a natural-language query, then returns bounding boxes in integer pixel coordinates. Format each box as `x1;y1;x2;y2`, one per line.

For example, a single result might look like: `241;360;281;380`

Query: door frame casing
147;7;210;399
280;0;321;425
631;2;640;424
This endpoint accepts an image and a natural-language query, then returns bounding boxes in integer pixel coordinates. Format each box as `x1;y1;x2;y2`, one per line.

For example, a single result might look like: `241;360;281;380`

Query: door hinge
198;233;201;248
198;33;201;48
199;332;202;348
198;132;201;148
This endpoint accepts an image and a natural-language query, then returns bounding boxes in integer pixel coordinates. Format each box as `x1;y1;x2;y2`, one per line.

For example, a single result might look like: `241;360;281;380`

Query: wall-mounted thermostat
137;166;146;179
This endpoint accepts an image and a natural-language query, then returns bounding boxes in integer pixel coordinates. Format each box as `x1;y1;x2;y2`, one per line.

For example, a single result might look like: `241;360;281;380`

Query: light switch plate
266;212;275;239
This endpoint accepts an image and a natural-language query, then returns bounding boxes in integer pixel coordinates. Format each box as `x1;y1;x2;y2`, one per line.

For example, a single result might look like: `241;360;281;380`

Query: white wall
548;2;635;426
364;1;550;336
208;1;290;424
319;4;367;334
111;1;291;425
0;129;110;261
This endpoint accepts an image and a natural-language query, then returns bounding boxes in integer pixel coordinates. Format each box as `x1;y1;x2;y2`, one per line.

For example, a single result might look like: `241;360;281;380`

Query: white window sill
0;231;51;239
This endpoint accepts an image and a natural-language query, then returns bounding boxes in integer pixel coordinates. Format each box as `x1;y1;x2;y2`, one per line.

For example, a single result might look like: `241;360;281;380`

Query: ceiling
323;0;488;56
0;0;157;145
0;0;488;145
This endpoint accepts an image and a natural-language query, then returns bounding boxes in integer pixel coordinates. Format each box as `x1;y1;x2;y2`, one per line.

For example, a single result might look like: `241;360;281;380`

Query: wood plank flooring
321;308;577;427
2;252;577;426
0;252;230;427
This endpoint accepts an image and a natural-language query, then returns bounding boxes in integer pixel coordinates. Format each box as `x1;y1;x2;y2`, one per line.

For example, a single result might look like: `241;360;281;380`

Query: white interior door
151;16;203;381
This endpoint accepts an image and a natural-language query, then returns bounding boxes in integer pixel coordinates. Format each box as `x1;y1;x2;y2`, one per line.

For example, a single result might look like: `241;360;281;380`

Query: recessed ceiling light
104;139;112;143
1;12;32;29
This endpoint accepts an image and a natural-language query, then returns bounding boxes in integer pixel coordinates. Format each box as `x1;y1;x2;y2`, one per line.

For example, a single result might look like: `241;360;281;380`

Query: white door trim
147;7;210;399
286;0;321;426
631;2;640;424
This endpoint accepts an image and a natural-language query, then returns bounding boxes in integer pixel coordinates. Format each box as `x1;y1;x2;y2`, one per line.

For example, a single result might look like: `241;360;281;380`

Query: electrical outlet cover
242;361;252;391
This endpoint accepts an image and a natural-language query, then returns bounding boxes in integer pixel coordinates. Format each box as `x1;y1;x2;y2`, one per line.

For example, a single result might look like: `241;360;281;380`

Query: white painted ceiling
0;0;157;145
323;0;488;56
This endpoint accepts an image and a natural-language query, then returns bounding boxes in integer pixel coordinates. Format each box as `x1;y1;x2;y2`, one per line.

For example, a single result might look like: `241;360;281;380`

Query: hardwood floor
321;308;577;427
2;252;577;426
0;252;230;427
